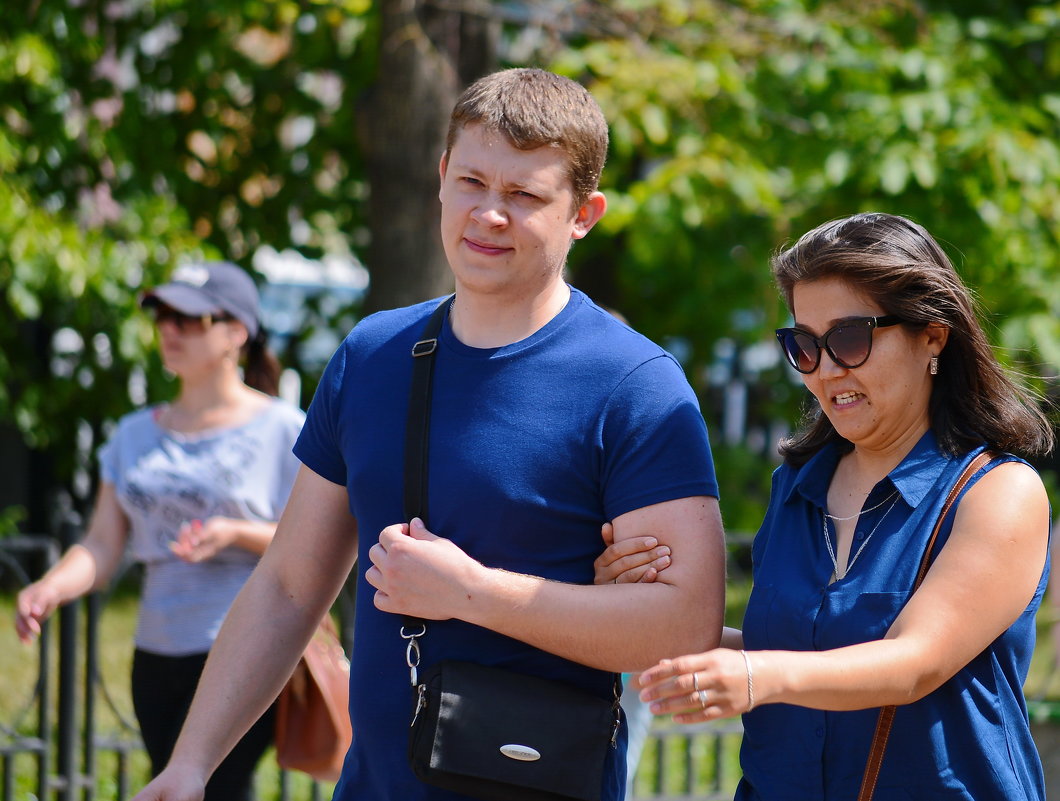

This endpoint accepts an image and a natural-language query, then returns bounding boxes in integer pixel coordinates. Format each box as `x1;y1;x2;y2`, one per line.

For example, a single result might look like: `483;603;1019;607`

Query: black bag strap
403;295;453;526
856;449;997;801
399;295;453;666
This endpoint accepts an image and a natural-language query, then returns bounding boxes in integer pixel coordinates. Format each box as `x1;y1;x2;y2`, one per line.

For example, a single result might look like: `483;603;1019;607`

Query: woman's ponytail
242;326;282;396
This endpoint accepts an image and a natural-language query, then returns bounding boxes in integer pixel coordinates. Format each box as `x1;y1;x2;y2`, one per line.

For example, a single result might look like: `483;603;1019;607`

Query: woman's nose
817;348;849;377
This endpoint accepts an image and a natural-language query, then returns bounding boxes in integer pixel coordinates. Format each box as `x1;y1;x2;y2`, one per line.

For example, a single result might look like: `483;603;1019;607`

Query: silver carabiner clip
405;636;421;686
400;623;425;686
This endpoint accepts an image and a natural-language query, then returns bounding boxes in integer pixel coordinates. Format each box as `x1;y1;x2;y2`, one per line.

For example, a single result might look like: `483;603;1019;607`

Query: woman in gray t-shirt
15;262;304;801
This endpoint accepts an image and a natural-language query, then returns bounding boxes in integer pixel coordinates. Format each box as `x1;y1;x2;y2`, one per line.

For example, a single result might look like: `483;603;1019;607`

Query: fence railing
630;717;744;800
2;531;742;801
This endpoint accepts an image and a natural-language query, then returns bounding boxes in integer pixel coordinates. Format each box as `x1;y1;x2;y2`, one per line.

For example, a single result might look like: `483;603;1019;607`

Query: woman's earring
929;356;938;375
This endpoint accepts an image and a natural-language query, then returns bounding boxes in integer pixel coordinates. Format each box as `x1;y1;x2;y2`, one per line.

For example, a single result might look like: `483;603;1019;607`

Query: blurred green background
1;0;1058;538
1;4;1059;797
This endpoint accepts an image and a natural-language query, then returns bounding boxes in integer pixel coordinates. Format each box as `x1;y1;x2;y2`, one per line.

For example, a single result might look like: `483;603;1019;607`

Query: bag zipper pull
410;683;427;728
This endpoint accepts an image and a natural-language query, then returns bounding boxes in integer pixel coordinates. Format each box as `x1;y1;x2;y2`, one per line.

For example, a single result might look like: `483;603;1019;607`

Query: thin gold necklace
823;489;899;522
822;494;901;581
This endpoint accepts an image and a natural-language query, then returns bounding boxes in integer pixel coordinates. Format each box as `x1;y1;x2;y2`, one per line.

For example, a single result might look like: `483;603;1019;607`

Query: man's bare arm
367;495;724;673
132;466;357;801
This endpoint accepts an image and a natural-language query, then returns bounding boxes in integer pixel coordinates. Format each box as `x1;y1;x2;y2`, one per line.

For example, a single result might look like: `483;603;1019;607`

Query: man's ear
438;151;448;202
571;192;607;241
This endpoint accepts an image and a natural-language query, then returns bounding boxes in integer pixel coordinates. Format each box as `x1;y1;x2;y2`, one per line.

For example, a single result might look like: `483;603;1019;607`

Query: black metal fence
0;527;336;801
2;528;743;801
0;525;159;801
630;717;744;800
1;535;56;801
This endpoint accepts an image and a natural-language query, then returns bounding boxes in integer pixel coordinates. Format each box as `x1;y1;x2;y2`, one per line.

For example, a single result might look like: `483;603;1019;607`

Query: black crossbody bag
401;297;621;801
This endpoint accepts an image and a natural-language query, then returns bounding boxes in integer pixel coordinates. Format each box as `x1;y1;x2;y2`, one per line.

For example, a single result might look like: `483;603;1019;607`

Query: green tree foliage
0;1;378;528
1;1;1057;532
554;1;1060;523
565;0;1060;365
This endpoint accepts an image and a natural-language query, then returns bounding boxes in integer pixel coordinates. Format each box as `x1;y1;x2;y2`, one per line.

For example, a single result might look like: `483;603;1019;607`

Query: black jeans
132;648;276;801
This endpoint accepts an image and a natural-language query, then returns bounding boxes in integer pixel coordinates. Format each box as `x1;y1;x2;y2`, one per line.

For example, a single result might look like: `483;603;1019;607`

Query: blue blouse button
815;727;824;738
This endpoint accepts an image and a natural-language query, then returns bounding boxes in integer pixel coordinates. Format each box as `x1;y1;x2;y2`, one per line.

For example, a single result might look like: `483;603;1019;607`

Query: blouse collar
787;430;954;510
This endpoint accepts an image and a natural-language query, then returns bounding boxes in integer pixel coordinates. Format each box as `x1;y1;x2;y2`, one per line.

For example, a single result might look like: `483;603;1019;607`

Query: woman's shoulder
111;405;162;438
262;396;306;424
971;452;1046;503
247;396;306;439
97;406;163;463
951;451;1049;547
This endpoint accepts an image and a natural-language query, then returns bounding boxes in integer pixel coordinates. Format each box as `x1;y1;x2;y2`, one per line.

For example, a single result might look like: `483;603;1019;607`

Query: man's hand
365;518;485;620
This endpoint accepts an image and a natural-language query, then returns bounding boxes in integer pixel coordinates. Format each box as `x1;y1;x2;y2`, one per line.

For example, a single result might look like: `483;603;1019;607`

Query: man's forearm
464;565;724;673
165;564;320;777
164;465;359;778
369;497;726;672
461;496;728;672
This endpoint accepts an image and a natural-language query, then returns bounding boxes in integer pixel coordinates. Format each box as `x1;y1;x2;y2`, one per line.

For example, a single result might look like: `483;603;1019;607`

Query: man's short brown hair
445;68;609;210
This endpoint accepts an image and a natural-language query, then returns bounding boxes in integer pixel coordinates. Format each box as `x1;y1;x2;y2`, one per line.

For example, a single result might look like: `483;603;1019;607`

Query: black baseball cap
141;262;261;337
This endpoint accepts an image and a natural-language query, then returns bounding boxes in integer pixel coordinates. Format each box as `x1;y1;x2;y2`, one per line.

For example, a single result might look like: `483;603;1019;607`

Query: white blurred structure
253;246;368;401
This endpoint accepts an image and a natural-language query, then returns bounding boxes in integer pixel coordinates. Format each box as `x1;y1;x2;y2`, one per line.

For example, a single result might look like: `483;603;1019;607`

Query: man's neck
449;283;571;349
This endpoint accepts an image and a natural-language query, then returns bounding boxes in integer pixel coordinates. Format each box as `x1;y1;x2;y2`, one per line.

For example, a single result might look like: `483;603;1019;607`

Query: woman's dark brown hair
772;212;1054;465
242;327;282;397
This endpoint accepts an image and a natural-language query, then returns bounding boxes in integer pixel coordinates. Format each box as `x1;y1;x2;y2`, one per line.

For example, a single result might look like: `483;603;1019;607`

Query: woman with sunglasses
597;213;1054;799
15;262;305;801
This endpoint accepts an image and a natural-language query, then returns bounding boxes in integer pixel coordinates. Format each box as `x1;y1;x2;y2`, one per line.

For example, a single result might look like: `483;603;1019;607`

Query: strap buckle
412;338;437;357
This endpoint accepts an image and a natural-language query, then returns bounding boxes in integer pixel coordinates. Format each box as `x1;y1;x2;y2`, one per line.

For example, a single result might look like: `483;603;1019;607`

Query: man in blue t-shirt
134;68;725;801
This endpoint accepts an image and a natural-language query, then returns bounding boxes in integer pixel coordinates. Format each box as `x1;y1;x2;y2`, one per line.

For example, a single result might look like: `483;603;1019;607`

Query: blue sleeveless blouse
737;432;1047;800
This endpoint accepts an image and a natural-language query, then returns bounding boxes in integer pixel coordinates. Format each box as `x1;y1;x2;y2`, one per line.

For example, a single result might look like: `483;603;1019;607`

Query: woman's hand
169;517;238;563
593;522;671;585
14;581;63;643
635;649;754;723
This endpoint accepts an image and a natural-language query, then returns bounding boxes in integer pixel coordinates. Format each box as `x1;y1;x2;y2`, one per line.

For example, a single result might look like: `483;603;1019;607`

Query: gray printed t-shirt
97;398;304;656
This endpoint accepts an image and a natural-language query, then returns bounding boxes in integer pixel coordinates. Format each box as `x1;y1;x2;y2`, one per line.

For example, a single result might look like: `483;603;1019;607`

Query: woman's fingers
636;652;750;722
593;535;670;584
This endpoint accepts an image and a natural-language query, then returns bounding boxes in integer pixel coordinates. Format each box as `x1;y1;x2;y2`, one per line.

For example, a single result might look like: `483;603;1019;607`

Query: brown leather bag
274;614;352;783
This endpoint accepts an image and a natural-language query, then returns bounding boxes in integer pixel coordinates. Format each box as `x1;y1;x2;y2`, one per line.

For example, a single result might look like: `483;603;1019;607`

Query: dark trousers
132;648;276;801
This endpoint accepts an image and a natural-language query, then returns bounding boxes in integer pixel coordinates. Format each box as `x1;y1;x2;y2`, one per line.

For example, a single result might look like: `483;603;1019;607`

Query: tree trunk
358;0;498;314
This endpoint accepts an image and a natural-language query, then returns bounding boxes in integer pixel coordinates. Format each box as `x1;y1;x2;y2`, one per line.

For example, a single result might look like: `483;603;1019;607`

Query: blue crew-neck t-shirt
294;287;719;801
738;432;1047;800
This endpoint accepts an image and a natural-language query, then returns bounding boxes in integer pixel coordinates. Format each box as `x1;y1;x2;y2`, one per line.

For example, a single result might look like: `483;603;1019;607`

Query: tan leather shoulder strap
856;450;997;801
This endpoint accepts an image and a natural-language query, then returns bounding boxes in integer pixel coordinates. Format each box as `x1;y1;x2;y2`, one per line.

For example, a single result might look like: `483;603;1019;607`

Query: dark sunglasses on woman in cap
145;302;235;335
775;315;904;374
